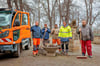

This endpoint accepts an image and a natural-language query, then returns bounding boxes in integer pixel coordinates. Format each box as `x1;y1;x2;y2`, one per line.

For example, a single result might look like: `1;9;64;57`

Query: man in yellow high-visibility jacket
58;21;72;55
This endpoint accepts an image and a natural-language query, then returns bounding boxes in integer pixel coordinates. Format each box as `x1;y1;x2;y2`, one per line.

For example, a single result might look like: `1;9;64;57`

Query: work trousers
81;40;92;56
33;38;40;55
52;39;61;51
61;41;69;53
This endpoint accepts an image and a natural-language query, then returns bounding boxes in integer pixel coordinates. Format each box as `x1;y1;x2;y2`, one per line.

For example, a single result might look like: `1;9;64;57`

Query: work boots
33;51;36;57
33;50;39;57
36;50;39;56
82;53;85;56
88;56;93;58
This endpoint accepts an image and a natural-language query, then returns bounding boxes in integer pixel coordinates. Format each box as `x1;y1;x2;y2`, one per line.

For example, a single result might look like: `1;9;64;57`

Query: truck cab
0;8;31;57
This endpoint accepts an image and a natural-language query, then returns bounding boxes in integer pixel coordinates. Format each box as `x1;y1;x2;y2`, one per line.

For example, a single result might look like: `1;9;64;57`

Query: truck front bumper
0;44;17;53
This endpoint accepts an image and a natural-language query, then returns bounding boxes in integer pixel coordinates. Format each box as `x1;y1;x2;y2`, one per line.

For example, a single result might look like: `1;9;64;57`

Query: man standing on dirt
76;20;94;58
42;24;51;46
31;21;42;57
51;24;61;52
58;21;72;55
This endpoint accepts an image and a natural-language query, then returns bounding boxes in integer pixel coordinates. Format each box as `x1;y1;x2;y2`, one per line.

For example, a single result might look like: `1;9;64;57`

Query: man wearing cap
42;24;51;46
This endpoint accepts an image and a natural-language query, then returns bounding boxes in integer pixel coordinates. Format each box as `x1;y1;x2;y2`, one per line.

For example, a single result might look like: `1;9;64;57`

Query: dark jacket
31;25;42;38
76;25;94;41
42;28;51;40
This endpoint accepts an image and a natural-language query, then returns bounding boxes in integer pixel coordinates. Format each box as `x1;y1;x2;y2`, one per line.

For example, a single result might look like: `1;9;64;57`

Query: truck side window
13;13;21;27
22;14;28;25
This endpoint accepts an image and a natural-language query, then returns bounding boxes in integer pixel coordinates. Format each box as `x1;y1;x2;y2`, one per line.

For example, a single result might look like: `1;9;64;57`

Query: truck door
20;13;31;39
12;13;21;42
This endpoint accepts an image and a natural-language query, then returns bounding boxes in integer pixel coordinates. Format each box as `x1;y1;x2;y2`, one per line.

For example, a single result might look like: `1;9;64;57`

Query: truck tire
25;39;30;50
13;44;21;57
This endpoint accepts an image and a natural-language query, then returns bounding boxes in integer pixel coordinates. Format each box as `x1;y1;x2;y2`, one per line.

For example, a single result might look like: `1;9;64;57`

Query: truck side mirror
14;20;20;27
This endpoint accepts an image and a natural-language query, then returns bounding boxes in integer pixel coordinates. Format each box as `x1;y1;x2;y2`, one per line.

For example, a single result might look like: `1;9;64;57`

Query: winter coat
42;28;51;40
58;25;72;42
76;25;94;41
31;25;42;38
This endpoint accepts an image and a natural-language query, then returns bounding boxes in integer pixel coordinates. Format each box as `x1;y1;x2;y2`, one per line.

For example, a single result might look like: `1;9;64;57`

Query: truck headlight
4;30;9;36
0;30;9;38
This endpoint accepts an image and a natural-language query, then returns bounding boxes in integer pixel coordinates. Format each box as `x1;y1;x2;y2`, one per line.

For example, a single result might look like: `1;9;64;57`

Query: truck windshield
0;11;12;30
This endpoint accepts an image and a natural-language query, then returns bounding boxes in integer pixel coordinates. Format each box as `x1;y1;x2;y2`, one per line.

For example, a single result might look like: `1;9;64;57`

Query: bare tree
65;0;71;24
14;0;19;10
41;0;57;29
7;0;23;10
7;0;12;8
19;0;23;11
58;0;63;26
84;0;100;26
38;0;40;24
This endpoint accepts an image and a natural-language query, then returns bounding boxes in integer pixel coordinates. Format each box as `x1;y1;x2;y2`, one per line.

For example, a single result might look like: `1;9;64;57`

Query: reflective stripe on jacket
58;25;72;42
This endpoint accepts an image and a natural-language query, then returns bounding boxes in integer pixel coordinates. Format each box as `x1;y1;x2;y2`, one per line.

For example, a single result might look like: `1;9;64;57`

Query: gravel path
0;44;100;66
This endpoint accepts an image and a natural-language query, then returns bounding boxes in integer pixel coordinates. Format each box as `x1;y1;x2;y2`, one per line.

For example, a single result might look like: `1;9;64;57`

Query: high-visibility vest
58;25;72;38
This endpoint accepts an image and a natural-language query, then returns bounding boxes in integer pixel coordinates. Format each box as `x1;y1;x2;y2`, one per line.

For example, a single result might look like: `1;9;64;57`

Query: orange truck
0;8;31;57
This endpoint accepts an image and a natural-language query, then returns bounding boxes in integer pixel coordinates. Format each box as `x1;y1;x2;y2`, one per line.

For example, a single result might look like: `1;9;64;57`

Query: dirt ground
0;44;100;66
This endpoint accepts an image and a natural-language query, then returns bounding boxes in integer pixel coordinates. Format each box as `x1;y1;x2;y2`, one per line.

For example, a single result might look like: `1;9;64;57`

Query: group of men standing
31;20;94;58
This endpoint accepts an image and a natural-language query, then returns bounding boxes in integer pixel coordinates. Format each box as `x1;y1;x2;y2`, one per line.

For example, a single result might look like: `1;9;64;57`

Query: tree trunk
14;0;19;10
65;0;70;24
85;0;89;24
38;0;40;24
47;0;52;29
78;11;80;26
66;0;70;24
7;0;12;8
59;0;62;27
90;0;93;25
19;0;23;11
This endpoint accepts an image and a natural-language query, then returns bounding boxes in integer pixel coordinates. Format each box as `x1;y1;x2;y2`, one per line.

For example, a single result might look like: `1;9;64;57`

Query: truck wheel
13;44;21;57
25;40;30;50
